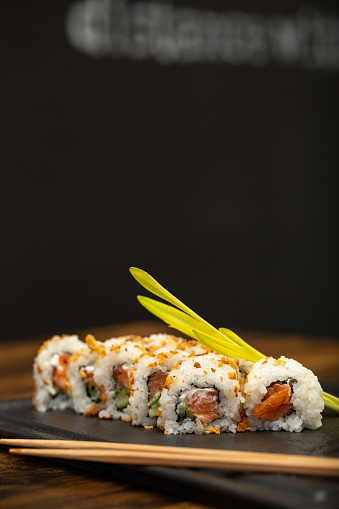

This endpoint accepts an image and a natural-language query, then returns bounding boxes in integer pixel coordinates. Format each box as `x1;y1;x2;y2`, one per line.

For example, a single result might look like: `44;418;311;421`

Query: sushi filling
113;364;131;409
147;371;168;417
52;353;71;395
177;388;221;424
80;365;101;403
253;381;293;421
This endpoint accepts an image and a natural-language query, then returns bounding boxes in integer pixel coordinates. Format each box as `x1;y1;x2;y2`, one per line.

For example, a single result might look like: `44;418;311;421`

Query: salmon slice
187;388;220;424
148;371;168;401
53;353;71;391
80;368;100;389
113;365;130;389
82;371;95;385
253;382;293;420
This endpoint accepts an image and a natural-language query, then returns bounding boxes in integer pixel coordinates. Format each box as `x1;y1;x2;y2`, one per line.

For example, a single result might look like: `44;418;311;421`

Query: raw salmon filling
253;382;293;421
53;353;71;392
113;365;130;389
148;371;168;402
177;388;221;424
79;365;95;385
147;370;169;417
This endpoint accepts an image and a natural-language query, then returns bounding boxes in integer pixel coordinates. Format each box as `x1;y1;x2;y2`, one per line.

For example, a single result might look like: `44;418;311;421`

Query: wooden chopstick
1;439;339;476
0;438;293;457
0;438;291;459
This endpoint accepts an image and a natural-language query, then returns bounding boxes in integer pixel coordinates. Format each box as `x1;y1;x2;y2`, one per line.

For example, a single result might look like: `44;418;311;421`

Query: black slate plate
1;394;339;509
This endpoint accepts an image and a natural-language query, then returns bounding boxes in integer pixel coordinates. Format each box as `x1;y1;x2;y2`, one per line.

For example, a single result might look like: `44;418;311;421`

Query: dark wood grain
0;320;338;508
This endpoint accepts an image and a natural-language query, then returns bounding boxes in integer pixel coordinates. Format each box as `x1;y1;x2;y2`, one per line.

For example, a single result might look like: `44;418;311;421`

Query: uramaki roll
243;356;324;432
33;335;84;412
93;341;147;420
128;345;189;428
67;334;142;416
157;352;243;434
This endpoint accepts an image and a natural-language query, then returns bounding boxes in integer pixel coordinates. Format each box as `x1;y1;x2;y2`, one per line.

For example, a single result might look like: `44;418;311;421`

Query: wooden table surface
1;320;338;509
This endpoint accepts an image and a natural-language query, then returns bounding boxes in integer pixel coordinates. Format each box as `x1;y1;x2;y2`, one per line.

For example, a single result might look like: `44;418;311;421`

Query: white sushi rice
94;342;146;419
177;338;212;356
243;356;324;432
33;335;84;412
157;353;243;435
143;333;182;350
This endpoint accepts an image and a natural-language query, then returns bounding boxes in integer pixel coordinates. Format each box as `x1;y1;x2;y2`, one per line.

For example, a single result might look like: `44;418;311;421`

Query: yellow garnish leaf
219;327;265;360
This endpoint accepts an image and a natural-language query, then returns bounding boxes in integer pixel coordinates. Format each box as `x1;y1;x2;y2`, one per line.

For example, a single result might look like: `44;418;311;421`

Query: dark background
1;0;338;342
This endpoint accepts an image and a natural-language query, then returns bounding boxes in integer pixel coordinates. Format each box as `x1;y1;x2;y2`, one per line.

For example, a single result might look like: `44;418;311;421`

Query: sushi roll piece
33;334;84;412
68;334;144;416
93;341;147;420
68;342;101;416
243;356;324;432
157;352;243;434
128;346;190;428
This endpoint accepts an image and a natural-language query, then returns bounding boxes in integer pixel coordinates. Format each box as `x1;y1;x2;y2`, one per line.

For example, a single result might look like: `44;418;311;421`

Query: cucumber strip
148;394;161;417
177;396;188;419
148;406;158;418
52;387;61;398
86;382;101;403
116;385;130;409
149;394;161;408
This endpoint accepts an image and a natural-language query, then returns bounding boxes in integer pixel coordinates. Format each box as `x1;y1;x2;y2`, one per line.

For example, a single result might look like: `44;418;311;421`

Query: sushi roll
243;356;324;432
33;334;84;412
128;346;190;428
67;333;144;417
93;341;147;420
157;353;243;434
68;343;102;416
